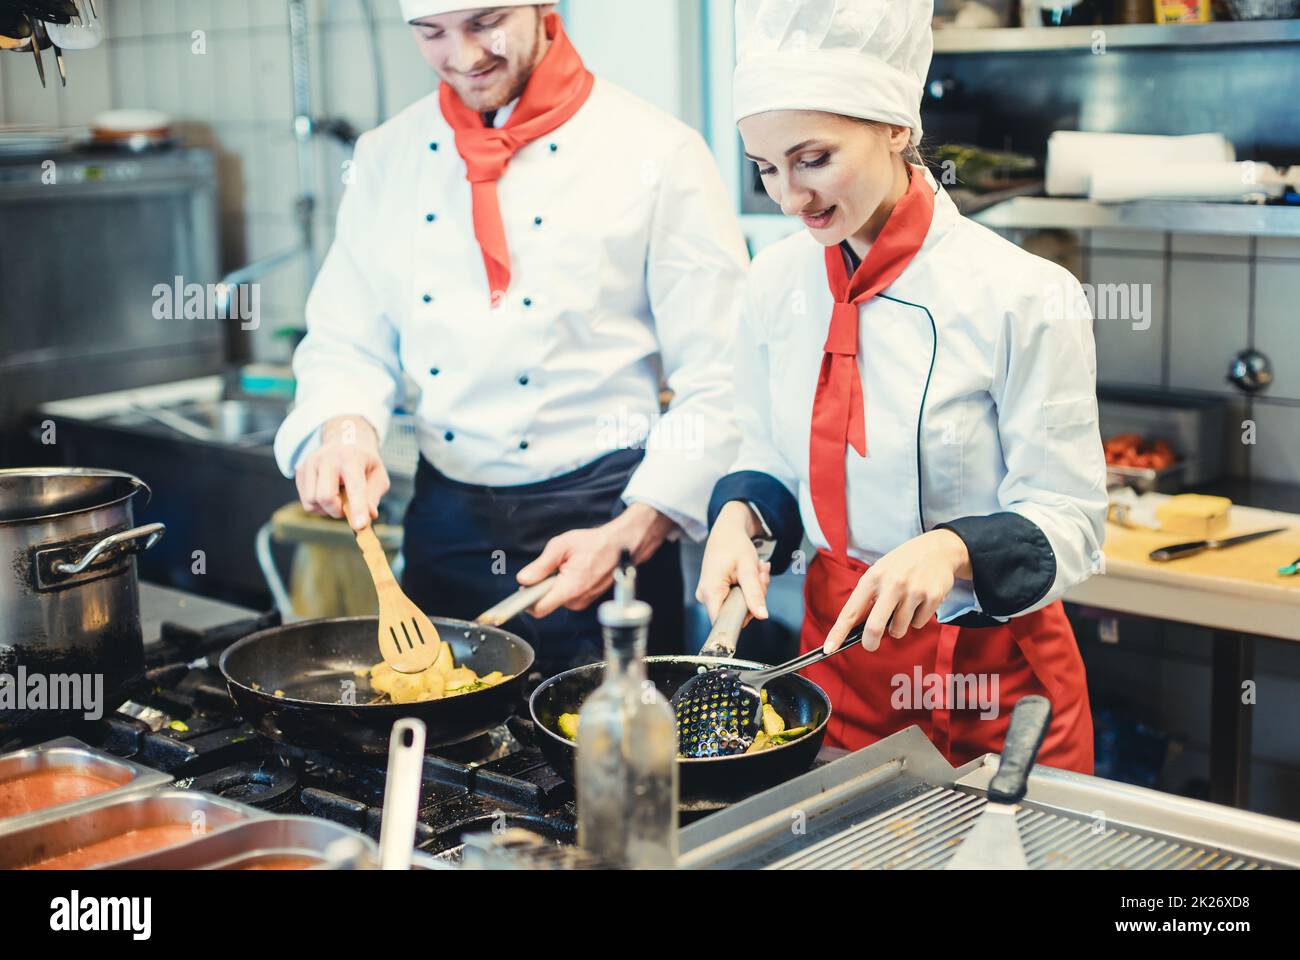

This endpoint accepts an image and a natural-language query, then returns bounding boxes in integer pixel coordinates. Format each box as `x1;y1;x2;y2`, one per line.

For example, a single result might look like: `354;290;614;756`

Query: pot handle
51;522;166;576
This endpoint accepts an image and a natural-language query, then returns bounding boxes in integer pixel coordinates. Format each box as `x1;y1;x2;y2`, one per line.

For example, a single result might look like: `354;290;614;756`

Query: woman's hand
823;529;971;654
695;501;772;624
295;415;390;530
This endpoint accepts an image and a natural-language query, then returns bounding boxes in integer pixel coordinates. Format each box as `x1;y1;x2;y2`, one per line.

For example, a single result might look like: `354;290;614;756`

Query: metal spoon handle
379;718;426;871
739;622;866;686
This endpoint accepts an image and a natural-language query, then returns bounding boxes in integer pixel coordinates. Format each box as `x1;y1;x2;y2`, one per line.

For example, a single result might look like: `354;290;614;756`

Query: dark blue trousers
401;449;684;678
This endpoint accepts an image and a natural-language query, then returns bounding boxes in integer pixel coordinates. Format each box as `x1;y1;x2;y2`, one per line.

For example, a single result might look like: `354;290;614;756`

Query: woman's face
739;110;910;246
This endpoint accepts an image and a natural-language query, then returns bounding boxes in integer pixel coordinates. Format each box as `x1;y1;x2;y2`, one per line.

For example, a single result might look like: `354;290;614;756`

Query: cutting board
1102;500;1300;603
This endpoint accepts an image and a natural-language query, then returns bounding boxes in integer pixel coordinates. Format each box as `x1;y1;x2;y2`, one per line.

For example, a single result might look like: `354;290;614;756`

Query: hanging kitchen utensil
19;0;79;24
44;0;100;50
946;694;1052;870
1148;526;1287;562
671;619;867;758
0;7;33;47
378;718;425;870
51;38;66;86
342;492;442;674
27;15;45;86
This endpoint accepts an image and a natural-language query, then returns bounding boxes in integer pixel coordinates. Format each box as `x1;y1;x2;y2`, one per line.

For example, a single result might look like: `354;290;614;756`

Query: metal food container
106;816;380;870
1097;386;1228;489
0;790;261;870
1105;461;1187;494
0;737;172;833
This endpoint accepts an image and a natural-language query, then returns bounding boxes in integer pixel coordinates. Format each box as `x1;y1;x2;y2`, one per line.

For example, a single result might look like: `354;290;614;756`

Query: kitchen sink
105;398;287;447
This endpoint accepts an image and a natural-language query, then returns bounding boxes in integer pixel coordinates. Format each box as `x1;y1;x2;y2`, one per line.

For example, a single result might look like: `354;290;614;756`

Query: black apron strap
401;449;684;677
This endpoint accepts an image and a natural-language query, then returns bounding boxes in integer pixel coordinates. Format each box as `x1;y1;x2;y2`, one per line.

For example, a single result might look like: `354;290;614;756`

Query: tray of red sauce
99;816;380;870
0;738;172;834
1;790;261;870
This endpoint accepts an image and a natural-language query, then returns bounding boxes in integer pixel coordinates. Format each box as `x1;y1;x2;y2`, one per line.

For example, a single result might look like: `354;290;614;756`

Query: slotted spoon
672;621;866;758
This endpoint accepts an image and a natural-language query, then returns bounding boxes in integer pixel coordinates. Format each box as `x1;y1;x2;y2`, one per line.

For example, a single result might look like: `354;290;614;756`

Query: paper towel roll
1089;161;1285;203
1046;131;1236;197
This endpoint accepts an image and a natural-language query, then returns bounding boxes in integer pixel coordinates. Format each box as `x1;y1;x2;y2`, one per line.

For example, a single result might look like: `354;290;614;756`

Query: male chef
273;2;747;673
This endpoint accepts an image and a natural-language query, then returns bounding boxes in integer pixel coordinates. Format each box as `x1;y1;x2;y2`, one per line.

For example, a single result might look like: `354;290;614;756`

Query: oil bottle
575;555;678;867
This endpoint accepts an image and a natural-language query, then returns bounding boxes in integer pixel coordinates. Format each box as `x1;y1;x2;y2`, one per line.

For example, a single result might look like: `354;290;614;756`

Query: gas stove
0;596;576;865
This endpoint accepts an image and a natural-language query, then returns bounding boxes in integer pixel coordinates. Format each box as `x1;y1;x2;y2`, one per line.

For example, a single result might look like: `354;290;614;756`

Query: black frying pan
219;616;535;756
529;654;830;810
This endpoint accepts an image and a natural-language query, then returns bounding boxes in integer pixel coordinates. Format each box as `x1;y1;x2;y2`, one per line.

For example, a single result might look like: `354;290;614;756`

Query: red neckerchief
438;13;594;305
810;171;936;558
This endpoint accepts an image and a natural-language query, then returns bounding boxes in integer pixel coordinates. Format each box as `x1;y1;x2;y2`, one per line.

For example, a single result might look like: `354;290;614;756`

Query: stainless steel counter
139;582;259;646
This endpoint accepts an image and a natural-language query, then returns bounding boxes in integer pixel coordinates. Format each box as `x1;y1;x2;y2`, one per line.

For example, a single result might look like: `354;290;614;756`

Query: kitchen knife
947;695;1052;870
1148;527;1287;562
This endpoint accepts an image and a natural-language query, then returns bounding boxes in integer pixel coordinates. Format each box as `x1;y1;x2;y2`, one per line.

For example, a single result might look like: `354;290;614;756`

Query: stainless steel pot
0;468;164;735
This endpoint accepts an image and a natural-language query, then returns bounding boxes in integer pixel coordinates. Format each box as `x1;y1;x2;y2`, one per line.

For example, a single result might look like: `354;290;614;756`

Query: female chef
697;0;1107;772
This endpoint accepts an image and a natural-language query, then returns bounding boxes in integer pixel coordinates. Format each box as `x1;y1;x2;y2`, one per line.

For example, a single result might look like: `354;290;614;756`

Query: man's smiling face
411;5;553;113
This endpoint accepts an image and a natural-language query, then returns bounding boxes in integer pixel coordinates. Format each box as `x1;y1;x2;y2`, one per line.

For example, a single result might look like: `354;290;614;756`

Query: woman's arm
939;264;1109;619
697;272;804;621
823;261;1108;653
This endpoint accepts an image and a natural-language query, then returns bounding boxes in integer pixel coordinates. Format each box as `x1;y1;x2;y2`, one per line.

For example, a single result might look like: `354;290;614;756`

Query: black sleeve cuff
935;512;1056;618
708;471;804;576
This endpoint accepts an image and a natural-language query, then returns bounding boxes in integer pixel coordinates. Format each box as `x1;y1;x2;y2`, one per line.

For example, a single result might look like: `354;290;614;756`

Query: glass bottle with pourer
575;553;679;868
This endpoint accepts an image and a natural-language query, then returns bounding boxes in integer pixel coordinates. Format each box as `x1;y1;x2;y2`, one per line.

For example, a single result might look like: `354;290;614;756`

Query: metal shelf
933;19;1300;54
972;195;1300;238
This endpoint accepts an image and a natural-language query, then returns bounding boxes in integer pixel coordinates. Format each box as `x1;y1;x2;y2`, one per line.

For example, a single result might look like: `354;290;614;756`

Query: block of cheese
1155;494;1232;538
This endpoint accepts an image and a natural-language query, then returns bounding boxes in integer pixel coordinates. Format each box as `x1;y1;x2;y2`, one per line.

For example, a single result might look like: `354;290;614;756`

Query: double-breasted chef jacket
708;167;1108;772
273;78;749;671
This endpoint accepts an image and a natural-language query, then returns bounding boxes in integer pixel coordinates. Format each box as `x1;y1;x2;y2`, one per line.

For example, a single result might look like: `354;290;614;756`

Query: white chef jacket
728;169;1108;621
274;79;749;541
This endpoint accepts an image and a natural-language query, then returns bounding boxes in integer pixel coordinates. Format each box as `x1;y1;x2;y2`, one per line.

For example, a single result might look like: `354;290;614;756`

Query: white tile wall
1254;261;1300;403
1167;258;1251;394
1170;232;1252;258
1089;253;1167;387
1250;401;1300;486
1088;230;1165;254
1258;237;1300;259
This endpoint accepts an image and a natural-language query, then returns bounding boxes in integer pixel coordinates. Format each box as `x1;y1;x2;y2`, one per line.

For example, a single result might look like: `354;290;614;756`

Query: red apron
802;167;1093;773
799;549;1094;774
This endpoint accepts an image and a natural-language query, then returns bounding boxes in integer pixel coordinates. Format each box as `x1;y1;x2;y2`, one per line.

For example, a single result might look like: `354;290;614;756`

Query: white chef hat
733;0;934;145
400;1;540;23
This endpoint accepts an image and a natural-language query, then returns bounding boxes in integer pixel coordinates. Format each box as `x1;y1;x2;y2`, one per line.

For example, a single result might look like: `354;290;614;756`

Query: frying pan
529;549;833;810
530;655;830;810
221;616;533;756
219;580;553;756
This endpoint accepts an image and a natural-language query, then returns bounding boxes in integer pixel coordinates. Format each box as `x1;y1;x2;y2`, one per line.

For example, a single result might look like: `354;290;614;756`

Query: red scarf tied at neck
438;12;594;306
810;170;936;559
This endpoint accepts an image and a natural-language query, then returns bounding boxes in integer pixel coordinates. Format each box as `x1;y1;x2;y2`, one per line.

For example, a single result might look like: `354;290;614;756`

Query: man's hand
822;529;971;655
516;503;677;617
295;415;390;530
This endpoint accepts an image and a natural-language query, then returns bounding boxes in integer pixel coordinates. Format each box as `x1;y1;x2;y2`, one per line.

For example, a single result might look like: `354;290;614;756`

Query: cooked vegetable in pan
363;642;513;704
555;687;810;755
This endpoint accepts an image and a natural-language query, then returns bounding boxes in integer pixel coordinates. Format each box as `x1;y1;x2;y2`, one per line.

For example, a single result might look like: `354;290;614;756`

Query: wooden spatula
343;492;441;674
